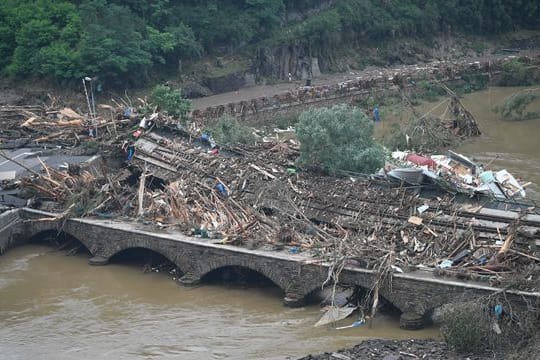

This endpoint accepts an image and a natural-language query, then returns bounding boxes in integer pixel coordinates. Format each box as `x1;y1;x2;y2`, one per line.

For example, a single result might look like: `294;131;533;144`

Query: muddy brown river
457;86;540;200
0;245;439;360
1;86;539;359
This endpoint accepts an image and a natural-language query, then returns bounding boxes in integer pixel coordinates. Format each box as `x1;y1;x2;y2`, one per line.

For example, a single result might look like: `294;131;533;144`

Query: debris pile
1;86;538;288
385;88;482;154
387;150;530;200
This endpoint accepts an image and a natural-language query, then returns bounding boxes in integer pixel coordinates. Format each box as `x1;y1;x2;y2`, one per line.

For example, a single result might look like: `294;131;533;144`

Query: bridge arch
197;260;290;295
302;283;404;315
24;228;94;256
200;265;282;292
105;245;191;275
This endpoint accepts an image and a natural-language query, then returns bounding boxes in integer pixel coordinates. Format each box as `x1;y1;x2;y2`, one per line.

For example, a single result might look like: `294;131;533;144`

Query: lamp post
83;76;97;137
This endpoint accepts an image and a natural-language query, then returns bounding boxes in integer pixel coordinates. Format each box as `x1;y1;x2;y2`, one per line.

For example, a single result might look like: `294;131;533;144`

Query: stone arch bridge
1;208;538;329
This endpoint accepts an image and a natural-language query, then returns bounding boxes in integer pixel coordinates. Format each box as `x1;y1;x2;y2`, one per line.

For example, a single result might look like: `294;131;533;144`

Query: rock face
203;72;245;93
255;45;314;80
182;81;213;99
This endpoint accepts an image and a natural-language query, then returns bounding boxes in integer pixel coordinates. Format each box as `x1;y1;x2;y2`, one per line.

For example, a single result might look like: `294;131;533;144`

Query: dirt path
191;72;357;110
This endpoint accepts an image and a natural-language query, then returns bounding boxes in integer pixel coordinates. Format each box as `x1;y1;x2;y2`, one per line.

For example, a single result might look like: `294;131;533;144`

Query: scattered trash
494;304;503;320
451;249;471;265
315;306;357;327
289;246;300;254
408;216;423;226
336;319;365;330
127;144;135;161
438;260;453;269
215;182;228;197
417;204;429;214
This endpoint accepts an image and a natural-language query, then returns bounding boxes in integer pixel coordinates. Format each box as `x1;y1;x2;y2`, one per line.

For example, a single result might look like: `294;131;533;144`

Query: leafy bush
441;302;495;353
208;115;255;146
498;59;538;86
150;85;191;118
295;104;385;175
441;298;540;355
412;81;446;102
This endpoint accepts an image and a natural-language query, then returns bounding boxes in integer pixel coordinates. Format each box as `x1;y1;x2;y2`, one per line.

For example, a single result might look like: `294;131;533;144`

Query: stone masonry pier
1;208;539;329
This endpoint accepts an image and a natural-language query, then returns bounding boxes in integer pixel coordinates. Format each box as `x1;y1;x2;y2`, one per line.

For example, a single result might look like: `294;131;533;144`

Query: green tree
150;84;191;118
296;105;385;174
208;115;255;146
247;0;284;34
2;0;82;79
498;59;538;86
78;0;153;85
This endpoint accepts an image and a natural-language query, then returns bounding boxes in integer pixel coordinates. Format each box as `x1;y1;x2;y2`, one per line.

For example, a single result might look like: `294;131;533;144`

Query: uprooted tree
295;104;385;175
494;89;540;121
382;89;481;153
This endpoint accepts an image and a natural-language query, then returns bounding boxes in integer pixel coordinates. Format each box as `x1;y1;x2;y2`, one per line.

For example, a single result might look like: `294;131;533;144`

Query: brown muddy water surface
2;87;539;359
0;245;438;360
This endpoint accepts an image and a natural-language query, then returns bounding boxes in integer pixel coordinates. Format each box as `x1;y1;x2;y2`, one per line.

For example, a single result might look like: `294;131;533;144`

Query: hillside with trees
1;0;539;87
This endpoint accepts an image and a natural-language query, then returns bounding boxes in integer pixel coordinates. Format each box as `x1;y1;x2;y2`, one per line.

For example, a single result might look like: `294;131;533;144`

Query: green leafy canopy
296;104;385;175
150;84;191;118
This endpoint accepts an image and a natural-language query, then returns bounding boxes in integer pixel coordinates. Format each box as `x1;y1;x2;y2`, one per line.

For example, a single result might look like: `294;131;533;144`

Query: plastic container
479;171;495;184
215;183;227;196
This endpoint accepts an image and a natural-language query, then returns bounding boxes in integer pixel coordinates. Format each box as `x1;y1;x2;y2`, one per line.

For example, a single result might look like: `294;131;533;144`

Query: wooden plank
133;154;177;172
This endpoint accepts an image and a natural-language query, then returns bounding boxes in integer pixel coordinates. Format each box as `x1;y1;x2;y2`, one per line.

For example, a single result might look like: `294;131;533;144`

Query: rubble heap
1;96;538;288
11;115;538;288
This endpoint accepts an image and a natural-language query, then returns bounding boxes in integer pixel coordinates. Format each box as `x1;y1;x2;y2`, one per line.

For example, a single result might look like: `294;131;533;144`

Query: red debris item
133;129;143;138
406;153;437;169
209;148;219;155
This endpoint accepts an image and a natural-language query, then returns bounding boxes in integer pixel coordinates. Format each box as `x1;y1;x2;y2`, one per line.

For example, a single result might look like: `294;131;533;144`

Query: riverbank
298;334;540;360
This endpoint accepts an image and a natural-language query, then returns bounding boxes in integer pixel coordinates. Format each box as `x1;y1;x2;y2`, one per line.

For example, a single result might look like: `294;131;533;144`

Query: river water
456;86;540;200
0;246;438;360
1;86;539;359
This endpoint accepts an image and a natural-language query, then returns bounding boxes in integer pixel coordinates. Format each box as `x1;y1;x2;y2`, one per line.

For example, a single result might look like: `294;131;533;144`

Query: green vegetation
208;115;256;146
454;74;489;94
150;85;191;118
494;90;540;120
498;59;540;86
274;114;299;130
411;81;447;103
0;1;538;86
296;105;385;174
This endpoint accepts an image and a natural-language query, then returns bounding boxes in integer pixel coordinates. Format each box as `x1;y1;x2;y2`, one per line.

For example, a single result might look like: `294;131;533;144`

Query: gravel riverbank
296;339;511;360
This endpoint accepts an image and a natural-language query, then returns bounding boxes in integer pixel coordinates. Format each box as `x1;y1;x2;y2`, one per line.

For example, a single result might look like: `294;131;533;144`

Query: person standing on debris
373;106;380;122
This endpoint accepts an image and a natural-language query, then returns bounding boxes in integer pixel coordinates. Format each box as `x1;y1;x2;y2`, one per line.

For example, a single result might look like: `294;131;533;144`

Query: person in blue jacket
373;106;380;122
